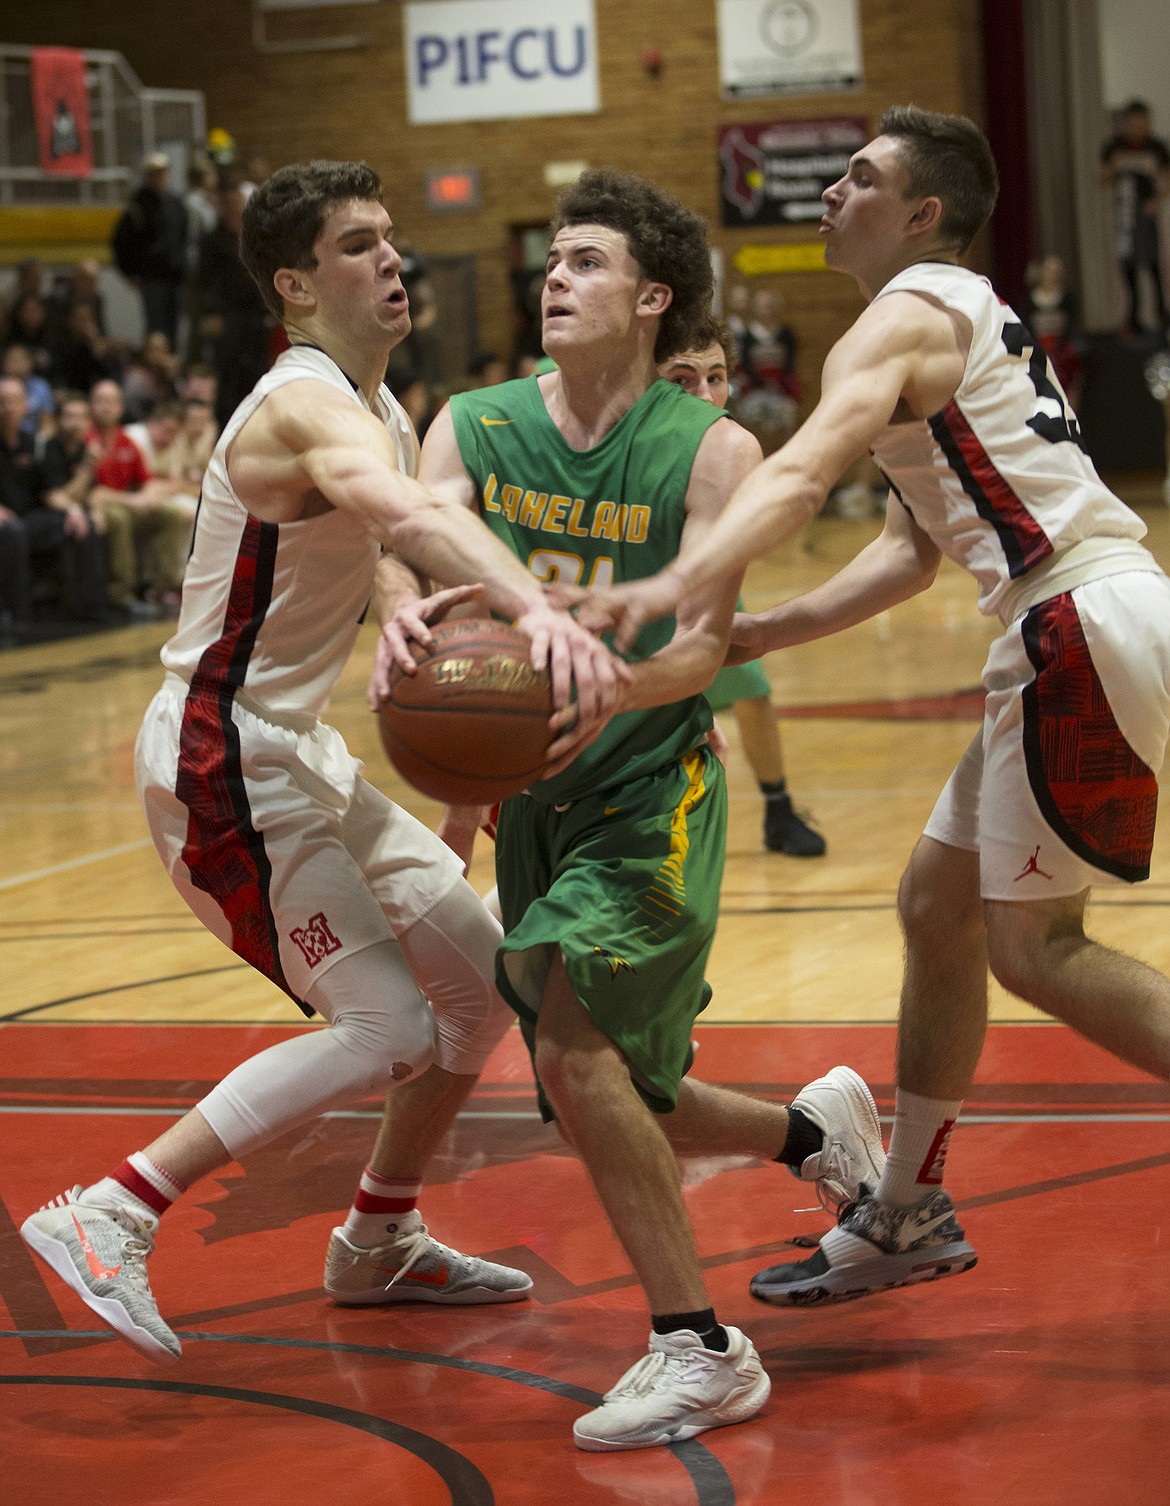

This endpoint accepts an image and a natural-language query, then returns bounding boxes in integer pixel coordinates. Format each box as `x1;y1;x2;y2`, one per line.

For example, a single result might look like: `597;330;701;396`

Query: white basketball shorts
924;570;1170;900
135;674;464;1009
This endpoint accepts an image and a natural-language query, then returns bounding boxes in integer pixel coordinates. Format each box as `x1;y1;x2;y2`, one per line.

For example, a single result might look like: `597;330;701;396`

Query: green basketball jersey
449;376;726;803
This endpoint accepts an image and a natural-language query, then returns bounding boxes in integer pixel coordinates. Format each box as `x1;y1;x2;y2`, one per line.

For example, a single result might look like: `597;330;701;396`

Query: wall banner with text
719;117;867;227
405;0;599;125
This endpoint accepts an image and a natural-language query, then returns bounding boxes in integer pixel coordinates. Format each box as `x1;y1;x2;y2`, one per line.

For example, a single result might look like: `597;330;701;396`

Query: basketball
377;618;554;804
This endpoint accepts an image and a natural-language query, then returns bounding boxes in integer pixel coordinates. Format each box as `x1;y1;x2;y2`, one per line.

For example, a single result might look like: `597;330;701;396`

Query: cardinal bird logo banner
30;48;93;177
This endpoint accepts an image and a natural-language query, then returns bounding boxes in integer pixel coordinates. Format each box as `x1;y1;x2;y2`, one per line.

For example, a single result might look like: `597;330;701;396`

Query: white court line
1;1106;1168;1124
0;839;154;891
0;1106;540;1121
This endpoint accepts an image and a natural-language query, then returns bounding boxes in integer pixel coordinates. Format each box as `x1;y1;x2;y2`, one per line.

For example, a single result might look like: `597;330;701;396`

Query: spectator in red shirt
85;380;191;615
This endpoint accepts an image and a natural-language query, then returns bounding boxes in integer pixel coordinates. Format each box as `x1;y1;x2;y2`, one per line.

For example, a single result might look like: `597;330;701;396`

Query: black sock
759;778;788;799
776;1105;823;1168
652;1308;730;1352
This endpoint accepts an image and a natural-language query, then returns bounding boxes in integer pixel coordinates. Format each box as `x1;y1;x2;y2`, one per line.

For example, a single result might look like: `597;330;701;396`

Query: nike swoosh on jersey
479;416;514;427
72;1212;122;1280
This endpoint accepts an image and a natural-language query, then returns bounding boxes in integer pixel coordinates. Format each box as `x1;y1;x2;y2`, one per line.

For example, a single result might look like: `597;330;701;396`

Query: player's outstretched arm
577;297;944;651
726;491;942;662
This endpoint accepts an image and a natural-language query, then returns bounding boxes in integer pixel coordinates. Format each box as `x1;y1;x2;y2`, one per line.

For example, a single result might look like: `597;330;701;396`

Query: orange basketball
377;619;553;804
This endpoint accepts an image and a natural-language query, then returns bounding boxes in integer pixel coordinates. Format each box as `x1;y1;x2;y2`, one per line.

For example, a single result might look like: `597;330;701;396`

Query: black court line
0;913;204;925
0;1375;494;1505
0;964;250;1022
0;929;205;944
0;1349;736;1506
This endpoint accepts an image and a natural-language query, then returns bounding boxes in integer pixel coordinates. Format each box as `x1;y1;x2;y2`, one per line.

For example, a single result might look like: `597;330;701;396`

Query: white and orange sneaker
324;1210;533;1306
20;1187;180;1362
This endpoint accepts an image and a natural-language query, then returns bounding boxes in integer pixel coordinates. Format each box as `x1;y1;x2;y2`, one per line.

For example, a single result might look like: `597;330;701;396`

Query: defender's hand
368;583;485;709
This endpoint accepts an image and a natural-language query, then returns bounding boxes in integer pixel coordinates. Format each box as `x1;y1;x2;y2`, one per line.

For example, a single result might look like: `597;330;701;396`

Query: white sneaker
324;1211;533;1306
20;1187;180;1363
789;1066;886;1212
573;1326;770;1452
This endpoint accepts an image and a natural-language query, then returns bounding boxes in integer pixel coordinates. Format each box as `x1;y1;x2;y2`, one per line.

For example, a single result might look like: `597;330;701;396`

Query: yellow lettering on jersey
518;489;549;529
543;495;570;533
483;473;501;513
606;504;628;542
528;549;613;589
592;501;615;538
500;484;522;522
628;505;650;544
566;498;589;537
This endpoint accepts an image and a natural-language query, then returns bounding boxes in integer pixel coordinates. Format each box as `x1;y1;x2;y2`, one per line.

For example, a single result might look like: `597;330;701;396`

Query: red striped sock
80;1152;186;1225
342;1167;421;1247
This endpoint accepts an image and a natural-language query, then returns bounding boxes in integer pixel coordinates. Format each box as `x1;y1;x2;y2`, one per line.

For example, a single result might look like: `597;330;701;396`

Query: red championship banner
30;47;93;177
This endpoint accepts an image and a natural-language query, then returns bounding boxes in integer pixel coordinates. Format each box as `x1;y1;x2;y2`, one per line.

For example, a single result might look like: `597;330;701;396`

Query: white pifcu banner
404;0;600;125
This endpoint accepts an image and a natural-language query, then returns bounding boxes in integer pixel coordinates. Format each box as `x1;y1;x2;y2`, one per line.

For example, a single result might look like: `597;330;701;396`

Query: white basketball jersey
162;345;415;718
869;263;1145;618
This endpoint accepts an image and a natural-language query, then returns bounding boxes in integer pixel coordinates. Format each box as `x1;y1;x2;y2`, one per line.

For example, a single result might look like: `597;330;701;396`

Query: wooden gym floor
2;500;1169;1504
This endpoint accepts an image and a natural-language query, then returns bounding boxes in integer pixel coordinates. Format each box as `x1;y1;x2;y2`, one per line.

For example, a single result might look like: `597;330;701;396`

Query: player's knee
433;987;514;1075
397;887;512;1075
327;994;436;1086
897;845;982;945
533;1038;613;1112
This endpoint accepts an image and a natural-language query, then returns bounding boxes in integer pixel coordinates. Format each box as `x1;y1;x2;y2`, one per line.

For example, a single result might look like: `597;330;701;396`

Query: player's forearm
619;624;728;712
747;529;938;651
373;552;426;626
304;447;544;621
390;497;545;621
669;454;823;599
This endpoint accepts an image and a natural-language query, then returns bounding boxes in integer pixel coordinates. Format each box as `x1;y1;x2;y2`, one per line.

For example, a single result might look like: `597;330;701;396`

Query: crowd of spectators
0;148;281;647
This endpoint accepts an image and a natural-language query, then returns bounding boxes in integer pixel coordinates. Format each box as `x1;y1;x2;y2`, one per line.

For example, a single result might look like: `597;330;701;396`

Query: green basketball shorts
705;658;771;712
494;745;727;1115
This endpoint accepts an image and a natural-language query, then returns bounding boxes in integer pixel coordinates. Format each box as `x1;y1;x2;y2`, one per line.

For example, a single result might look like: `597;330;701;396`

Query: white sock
876;1089;963;1207
341;1167;421;1247
79;1151;185;1225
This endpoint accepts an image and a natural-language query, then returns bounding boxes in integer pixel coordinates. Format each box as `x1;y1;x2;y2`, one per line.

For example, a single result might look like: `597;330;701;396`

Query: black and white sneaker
751;1188;977;1306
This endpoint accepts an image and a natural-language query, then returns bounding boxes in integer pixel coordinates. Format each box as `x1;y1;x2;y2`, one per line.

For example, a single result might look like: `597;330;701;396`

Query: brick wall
9;0;985;399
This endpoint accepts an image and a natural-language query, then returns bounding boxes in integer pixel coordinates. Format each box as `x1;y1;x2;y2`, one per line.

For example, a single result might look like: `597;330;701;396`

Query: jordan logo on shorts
289;912;343;967
1014;846;1053;883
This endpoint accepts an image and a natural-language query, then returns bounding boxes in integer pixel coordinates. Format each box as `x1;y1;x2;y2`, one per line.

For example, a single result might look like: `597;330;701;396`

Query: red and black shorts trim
1020;593;1157;882
175;517;306;1011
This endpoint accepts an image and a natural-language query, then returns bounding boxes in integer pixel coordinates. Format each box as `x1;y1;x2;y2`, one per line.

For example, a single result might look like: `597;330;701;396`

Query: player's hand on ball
568;566;687;653
368;583;486;708
514;603;629;736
